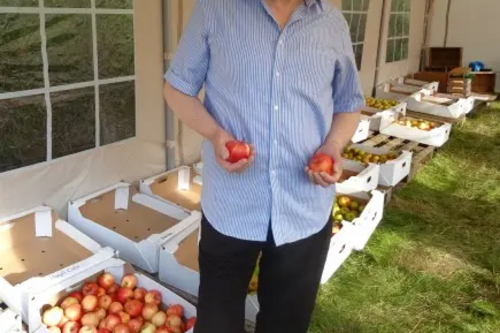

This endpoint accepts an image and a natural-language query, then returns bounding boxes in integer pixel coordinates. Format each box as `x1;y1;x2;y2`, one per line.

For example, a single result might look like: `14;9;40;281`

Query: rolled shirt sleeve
332;20;366;113
164;0;209;97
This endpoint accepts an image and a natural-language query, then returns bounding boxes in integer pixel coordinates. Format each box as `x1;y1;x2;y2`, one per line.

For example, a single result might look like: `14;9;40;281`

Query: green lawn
311;103;500;333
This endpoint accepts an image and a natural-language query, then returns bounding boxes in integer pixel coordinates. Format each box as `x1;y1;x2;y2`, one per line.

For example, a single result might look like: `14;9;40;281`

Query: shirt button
279;40;284;46
276;71;280;77
274;140;278;145
274;105;279;111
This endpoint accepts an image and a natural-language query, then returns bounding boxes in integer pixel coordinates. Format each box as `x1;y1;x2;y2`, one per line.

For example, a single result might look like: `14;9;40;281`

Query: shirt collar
305;0;323;11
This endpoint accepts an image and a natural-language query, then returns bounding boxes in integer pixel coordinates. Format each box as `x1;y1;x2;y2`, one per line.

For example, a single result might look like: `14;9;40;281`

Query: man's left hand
305;142;343;188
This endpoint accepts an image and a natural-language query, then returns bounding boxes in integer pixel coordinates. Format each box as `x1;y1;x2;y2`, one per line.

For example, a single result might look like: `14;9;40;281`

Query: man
164;0;364;332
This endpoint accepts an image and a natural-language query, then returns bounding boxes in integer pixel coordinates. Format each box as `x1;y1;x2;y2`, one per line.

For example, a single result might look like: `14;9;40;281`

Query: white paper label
115;186;130;210
35;209;52;237
177;167;190;191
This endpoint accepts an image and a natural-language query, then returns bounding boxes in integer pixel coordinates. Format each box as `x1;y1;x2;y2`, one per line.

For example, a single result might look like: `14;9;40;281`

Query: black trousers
194;214;332;333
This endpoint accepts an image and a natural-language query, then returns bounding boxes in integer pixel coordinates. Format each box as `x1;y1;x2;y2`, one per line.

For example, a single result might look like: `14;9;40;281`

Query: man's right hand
210;128;255;173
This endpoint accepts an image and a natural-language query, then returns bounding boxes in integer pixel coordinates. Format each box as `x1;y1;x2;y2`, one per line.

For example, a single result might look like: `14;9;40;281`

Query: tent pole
162;0;177;170
372;0;387;97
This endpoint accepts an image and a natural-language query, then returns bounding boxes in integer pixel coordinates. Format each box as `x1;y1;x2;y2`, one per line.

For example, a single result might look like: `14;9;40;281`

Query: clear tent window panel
386;0;411;63
342;0;371;70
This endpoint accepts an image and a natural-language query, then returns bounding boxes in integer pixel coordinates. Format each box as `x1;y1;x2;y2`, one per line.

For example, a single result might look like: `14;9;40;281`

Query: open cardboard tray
0;307;23;333
379;112;452;147
407;89;474;118
68;182;201;273
140;166;202;213
389;76;439;92
344;144;412;187
376;83;425;102
336;160;379;193
320;221;356;284
158;221;260;323
30;258;196;333
0;206;114;325
335;190;385;251
351;117;371;143
361;102;407;131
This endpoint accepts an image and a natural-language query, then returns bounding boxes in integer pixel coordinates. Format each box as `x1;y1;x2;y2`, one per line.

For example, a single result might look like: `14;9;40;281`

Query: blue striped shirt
165;0;364;245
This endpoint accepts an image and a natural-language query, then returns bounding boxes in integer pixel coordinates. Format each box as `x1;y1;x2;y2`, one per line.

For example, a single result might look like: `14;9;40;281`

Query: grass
310;103;500;333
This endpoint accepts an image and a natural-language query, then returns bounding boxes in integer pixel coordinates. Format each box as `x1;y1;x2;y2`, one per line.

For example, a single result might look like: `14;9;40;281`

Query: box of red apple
32;258;196;333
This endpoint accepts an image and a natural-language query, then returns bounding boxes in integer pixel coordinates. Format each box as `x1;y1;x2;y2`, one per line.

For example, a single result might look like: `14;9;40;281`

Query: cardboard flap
173;229;200;272
114;186;130;210
177;167;191;191
34;208;52;238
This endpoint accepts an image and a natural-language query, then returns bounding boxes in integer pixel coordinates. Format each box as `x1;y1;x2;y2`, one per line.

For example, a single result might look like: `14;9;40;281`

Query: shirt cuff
164;69;200;97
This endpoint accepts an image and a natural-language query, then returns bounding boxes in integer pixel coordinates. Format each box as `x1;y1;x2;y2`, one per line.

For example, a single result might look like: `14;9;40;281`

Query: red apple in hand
308;153;334;175
185;317;196;330
225;140;251;163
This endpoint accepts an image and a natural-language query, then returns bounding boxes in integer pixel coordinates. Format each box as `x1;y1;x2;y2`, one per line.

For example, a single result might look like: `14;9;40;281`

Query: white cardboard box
376;83;425;102
408;89;471;119
320;222;356;284
389;77;439;92
0;206;114;326
346;144;413;187
361;102;407;131
351;117;371;143
379;112;452;147
0;307;23;333
336;190;385;251
68;183;201;274
158;220;261;323
29;258;196;333
140;167;202;212
336;160;379;193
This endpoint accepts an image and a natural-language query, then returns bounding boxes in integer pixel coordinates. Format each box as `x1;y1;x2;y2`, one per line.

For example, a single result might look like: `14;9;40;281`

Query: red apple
116;288;134;304
97;288;106;297
120;274;138;290
165;305;183;318
113;324;132;333
133;288;147;302
48;327;62;333
139;323;156;333
104;314;122;331
98;329;111;333
62;321;81;333
154;328;171;333
58;316;70;328
308;153;334;175
124;300;143;317
107;284;119;295
65;304;83;321
82;295;99;312
144;291;161;305
165;315;182;329
82;282;99;296
69;291;84;303
97;273;116;290
43;307;64;327
118;311;130;324
96;308;107;321
128;318;144;333
151;311;167;327
99;295;113;310
108;302;123;314
142;303;159;321
225;140;251;163
81;312;100;327
61;297;80;310
79;326;98;333
185;317;196;331
165;328;180;333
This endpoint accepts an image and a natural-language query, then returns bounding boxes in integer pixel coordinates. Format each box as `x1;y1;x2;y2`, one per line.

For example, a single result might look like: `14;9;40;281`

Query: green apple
338;196;351;207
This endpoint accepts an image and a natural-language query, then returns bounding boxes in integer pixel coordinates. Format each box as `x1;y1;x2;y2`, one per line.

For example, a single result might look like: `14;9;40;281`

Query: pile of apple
365;97;399;110
394;117;439;131
41;273;196;333
331;196;365;235
343;146;398;165
247;256;260;295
